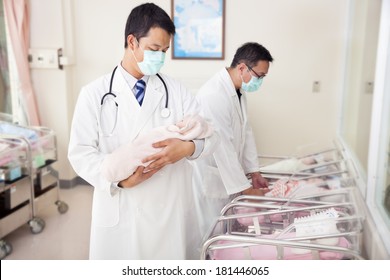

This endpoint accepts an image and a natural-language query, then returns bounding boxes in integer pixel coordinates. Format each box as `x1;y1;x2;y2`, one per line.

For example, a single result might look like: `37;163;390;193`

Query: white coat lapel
130;75;164;139
108;66;141;143
240;93;248;123
232;93;244;124
221;69;244;125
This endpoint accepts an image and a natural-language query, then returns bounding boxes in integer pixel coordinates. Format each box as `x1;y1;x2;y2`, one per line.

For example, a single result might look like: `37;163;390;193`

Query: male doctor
68;3;216;259
192;42;273;238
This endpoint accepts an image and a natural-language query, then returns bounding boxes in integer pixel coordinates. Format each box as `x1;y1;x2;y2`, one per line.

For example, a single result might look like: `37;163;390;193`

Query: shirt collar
118;62;149;89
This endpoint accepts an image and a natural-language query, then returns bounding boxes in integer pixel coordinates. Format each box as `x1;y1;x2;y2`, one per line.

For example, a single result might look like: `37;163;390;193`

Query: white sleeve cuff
110;182;121;196
187;139;204;160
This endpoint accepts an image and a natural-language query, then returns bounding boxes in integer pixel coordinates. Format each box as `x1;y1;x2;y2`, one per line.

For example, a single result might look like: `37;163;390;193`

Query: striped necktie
135;79;146;105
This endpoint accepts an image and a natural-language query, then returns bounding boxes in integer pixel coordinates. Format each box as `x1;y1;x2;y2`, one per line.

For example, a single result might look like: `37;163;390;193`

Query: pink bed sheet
210;235;350;260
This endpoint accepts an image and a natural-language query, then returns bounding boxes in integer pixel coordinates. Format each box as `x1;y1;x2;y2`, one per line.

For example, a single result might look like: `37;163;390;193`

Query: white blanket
101;115;213;182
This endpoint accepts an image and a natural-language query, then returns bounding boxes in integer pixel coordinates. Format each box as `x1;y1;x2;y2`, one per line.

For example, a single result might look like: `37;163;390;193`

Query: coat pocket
92;190;120;227
201;166;230;199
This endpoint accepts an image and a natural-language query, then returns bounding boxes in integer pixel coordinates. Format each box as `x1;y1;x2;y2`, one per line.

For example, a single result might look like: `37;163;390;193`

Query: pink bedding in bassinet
234;204;309;226
0;155;13;166
0;143;14;166
210;235;350;260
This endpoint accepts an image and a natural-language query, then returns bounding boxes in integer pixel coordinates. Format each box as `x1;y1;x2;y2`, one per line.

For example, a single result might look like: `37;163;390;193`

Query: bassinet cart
0;136;37;258
201;141;365;260
201;190;364;260
0;121;68;259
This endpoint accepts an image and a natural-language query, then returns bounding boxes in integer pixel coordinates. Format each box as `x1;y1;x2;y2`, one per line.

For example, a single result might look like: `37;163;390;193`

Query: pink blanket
265;178;339;198
0;155;13;166
235;204;308;226
210;235;350;260
101;115;213;182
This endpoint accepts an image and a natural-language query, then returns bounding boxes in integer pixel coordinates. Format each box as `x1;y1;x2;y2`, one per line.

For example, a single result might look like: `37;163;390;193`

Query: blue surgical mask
241;74;263;92
137;50;165;75
132;40;166;75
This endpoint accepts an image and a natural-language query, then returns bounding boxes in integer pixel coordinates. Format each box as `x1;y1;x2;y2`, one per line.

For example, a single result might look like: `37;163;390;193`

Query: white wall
29;0;74;179
341;0;381;173
29;0;350;180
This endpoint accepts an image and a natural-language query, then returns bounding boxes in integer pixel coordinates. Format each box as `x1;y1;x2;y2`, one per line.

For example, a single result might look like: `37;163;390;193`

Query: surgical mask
132;40;166;75
241;74;263;92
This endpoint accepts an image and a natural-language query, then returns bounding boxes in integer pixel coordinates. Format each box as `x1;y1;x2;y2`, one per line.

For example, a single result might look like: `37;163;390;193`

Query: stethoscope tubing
101;66;168;109
101;66;118;105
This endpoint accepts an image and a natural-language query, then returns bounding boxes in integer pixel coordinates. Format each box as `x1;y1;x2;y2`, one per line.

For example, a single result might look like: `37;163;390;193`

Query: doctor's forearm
165;140;195;160
138;139;195;172
118;166;162;188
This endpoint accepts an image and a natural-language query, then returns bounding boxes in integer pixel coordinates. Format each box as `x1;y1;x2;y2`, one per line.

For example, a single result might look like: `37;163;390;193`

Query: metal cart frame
0;121;68;259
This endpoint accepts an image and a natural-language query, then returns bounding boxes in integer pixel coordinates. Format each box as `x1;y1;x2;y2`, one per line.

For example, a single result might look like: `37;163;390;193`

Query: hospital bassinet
201;141;365;260
201;191;364;260
259;141;361;183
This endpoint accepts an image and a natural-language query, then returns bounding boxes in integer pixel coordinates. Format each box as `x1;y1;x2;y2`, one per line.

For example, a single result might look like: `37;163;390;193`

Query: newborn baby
101;114;213;182
265;177;343;202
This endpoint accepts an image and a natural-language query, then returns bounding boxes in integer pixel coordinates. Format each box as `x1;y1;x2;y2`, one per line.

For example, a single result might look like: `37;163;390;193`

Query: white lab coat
68;65;217;259
192;68;260;239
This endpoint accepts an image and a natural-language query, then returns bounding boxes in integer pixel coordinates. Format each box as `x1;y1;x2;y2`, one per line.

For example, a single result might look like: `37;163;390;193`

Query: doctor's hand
250;172;269;189
142;138;195;172
118;166;162;188
242;187;268;196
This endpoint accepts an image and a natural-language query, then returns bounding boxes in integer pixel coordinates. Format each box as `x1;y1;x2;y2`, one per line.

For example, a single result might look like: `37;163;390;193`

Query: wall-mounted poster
172;0;225;60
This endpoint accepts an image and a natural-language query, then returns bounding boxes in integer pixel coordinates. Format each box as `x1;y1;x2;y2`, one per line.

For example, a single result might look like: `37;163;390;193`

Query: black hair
230;42;274;68
124;3;176;48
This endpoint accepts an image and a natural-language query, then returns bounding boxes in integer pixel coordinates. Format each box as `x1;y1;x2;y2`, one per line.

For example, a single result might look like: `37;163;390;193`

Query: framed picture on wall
171;0;225;60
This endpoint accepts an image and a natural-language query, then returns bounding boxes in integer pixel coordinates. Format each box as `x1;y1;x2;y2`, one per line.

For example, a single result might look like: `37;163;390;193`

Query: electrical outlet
28;48;61;69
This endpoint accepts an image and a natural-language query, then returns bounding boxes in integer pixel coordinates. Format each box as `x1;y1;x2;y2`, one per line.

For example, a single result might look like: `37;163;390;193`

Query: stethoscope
100;66;170;136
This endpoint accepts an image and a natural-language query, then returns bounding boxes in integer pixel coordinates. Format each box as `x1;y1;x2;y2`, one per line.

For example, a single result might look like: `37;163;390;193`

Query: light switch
313;81;320;93
365;81;374;94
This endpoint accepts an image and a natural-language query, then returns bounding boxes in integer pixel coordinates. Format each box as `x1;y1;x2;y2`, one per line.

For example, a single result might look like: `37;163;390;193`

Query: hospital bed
0;119;68;259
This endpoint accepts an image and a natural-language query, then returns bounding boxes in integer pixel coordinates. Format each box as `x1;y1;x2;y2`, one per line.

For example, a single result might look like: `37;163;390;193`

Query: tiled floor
2;184;93;260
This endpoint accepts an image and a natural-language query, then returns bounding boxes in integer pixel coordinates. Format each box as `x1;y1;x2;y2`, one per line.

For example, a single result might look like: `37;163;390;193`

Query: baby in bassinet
101;114;213;182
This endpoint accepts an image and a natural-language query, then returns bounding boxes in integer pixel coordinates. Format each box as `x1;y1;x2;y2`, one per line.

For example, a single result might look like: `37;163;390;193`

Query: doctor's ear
127;35;138;50
237;63;247;74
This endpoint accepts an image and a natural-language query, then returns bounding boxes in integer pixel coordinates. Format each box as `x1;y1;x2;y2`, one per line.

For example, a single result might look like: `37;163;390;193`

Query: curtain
3;0;40;125
0;0;12;114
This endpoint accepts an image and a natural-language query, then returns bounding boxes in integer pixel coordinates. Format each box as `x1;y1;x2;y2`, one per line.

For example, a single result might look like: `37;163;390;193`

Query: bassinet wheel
0;247;6;260
56;200;69;214
0;240;12;259
29;217;46;234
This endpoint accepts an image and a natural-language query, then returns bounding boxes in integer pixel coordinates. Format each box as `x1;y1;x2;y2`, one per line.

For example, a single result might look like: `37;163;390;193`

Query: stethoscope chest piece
161;108;170;118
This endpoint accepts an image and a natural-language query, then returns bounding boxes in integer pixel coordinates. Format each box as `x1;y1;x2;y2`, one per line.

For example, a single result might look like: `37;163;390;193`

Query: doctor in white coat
68;3;216;260
192;42;273;239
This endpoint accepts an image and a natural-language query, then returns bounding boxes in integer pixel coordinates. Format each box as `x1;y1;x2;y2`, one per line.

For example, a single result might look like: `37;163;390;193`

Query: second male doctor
192;42;273;238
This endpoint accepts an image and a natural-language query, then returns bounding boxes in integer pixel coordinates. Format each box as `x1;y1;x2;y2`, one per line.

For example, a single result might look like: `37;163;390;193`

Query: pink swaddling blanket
265;178;344;203
265;178;334;198
0;143;14;166
0;155;13;166
101;114;213;182
210;234;350;260
235;204;308;226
